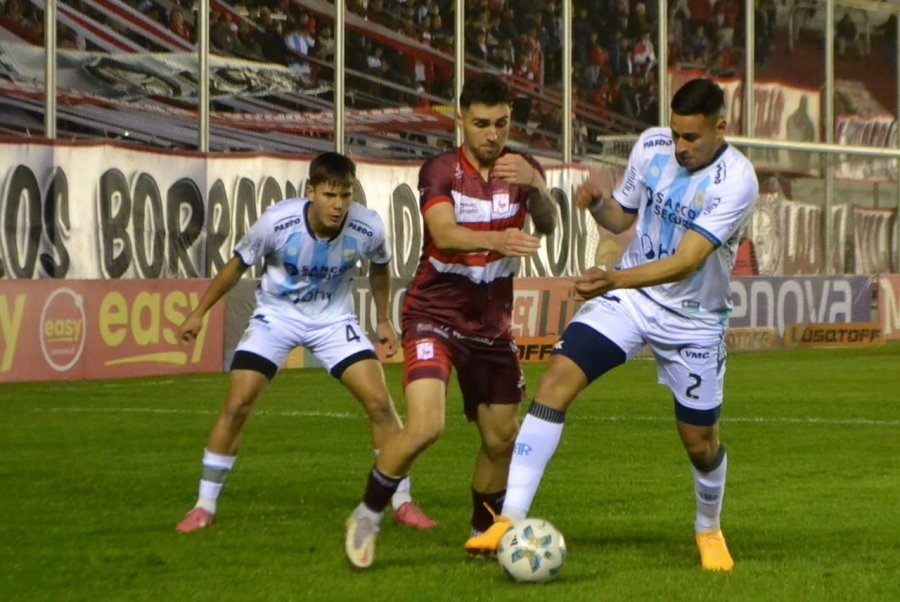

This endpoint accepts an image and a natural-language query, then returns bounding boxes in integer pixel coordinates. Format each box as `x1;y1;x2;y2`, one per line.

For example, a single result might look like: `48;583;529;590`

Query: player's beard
474;143;501;164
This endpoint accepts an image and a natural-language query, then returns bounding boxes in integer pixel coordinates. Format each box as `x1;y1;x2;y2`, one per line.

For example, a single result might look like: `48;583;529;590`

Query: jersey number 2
686;373;702;400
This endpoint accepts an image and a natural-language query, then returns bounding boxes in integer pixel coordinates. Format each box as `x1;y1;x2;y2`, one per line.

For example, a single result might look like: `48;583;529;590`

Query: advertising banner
0;279;224;383
0;140;601;281
783;322;884;349
730;276;874;337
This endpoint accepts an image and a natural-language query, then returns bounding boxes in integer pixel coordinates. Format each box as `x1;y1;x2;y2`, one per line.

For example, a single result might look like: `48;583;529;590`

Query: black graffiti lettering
571;200;593;275
520;217;547;277
1;165;41;279
233;177;261;277
40;168;70;278
259;176;282;213
132;173;165;278
390;184;421;279
98;168;133;279
166;179;203;277
545;188;569;277
206;179;231;276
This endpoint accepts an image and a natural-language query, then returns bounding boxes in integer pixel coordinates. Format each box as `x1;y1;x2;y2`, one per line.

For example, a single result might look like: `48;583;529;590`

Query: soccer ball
497;518;566;583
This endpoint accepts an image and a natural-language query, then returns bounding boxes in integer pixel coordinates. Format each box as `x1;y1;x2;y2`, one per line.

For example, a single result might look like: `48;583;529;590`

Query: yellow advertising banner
0;280;224;383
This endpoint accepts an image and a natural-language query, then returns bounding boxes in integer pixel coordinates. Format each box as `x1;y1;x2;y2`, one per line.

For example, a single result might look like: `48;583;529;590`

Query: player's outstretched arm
574;169;636;234
177;256;248;343
368;262;399;357
424;202;540;256
574;231;716;300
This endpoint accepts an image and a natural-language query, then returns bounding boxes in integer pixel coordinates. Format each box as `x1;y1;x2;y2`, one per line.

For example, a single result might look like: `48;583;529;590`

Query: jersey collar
303;200;345;242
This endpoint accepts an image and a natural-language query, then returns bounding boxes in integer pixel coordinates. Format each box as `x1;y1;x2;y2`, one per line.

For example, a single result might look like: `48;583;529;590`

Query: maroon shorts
403;319;525;421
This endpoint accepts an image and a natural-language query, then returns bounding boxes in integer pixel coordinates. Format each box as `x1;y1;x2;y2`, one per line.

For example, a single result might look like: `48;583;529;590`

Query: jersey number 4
345;325;361;342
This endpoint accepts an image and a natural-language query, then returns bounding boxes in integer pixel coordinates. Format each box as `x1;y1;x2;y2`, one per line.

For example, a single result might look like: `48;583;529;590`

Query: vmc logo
40;288;87;372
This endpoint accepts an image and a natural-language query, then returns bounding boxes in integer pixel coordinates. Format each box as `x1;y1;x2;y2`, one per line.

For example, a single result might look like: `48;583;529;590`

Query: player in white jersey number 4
174;152;435;534
466;79;759;571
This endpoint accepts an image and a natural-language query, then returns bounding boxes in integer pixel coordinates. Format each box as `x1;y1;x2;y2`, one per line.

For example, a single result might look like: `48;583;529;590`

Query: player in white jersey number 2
174;152;435;534
466;79;759;571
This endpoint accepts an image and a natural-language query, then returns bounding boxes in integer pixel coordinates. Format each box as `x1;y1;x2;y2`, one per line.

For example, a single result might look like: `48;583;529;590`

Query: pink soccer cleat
393;502;437;530
175;507;214;533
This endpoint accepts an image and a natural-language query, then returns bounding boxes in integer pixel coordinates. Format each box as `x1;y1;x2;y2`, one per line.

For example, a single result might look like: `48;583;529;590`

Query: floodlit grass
2;344;899;601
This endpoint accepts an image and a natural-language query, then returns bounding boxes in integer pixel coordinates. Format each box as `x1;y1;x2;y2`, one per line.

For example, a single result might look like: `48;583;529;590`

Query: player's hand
375;319;399;358
492;154;542;188
574;168;617;209
493;228;541;257
176;314;204;343
573;266;618;301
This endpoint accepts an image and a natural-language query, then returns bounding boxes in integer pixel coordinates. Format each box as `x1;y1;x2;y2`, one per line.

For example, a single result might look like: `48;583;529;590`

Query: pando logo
40;288;87;372
348;220;374;237
643;137;672;149
274;217;302;232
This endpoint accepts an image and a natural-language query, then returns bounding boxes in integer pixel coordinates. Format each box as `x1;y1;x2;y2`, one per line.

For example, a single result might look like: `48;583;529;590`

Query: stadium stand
0;0;897;157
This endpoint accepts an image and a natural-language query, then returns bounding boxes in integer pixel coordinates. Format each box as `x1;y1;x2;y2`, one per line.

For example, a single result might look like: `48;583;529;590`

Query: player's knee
222;397;255;425
684;439;719;468
405;420;444;452
482;421;518;460
360;391;395;424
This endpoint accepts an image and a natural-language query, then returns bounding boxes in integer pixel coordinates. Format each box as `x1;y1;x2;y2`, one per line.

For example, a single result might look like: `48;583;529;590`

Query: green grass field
2;345;899;602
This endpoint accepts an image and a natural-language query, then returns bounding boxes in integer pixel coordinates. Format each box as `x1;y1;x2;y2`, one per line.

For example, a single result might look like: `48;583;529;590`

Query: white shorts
570;289;727;412
234;310;375;376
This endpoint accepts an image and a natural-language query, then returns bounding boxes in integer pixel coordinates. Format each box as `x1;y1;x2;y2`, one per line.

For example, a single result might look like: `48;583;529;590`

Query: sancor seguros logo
40;288;87;372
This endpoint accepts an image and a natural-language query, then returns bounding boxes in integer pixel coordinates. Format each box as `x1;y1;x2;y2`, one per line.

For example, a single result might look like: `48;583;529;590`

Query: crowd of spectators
2;0;899;135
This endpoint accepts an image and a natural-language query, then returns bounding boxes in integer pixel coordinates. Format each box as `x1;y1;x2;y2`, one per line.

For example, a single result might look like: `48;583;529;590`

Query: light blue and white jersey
234;199;391;321
612;127;759;323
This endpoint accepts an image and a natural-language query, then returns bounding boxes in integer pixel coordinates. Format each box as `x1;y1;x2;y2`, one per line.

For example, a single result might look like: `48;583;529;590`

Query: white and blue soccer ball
497;518;567;583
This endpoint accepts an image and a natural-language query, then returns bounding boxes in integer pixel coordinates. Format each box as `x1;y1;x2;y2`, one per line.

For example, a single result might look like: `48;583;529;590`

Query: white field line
30;406;900;427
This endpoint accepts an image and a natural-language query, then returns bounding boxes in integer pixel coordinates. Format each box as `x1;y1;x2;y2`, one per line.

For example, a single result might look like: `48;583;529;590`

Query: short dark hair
459;73;512;110
670;79;725;118
308;152;356;187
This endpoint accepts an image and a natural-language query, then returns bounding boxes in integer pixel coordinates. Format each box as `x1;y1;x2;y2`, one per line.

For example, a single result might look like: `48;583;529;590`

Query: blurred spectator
629;3;653;39
632;30;656;77
669;0;691;51
587;32;610;86
687;0;712;34
573;6;593;65
754;1;771;66
257;9;288;64
712;0;739;48
317;23;335;61
836;12;865;59
168;7;193;43
877;14;897;72
284;13;315;58
691;23;712;63
616;73;639;118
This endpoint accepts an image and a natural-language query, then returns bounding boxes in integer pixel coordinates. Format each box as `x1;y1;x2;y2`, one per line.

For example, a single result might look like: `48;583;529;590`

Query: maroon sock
471;488;506;532
363;467;402;513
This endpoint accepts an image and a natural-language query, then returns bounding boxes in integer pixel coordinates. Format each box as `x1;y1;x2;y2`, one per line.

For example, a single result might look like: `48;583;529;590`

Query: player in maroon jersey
345;73;557;568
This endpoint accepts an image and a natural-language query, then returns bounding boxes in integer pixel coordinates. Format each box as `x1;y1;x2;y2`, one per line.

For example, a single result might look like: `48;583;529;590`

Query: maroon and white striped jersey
402;147;543;341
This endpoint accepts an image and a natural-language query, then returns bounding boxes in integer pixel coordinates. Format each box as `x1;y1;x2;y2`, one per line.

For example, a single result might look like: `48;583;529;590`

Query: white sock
196;448;236;514
375;449;412;510
502;412;565;521
355;502;384;526
692;450;728;534
391;477;412;510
